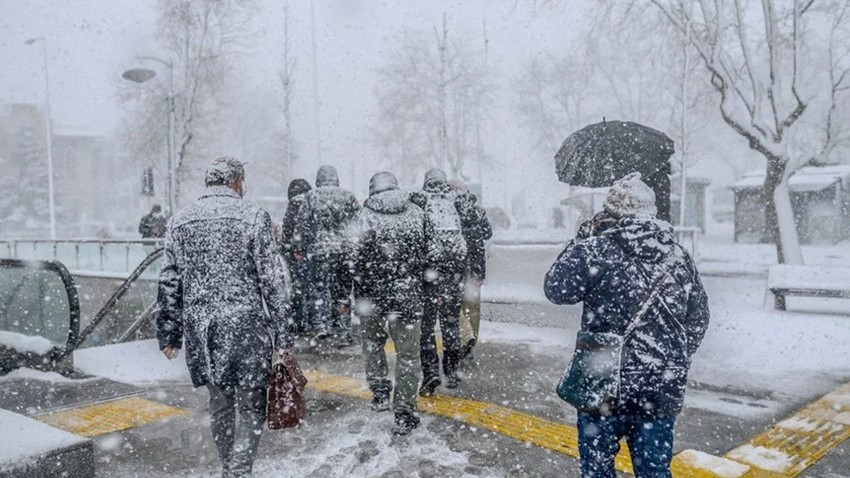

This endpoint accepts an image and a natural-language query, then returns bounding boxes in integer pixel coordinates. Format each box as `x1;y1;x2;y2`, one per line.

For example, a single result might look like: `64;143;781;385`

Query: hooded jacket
156;186;292;390
410;171;468;272
544;217;709;417
351;188;427;308
292;166;360;256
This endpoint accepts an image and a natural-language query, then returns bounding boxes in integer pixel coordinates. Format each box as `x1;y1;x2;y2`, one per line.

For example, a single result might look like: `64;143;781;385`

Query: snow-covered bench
767;265;850;310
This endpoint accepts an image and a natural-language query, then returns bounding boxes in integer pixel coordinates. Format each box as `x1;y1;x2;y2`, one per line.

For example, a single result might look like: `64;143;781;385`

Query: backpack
423;193;467;269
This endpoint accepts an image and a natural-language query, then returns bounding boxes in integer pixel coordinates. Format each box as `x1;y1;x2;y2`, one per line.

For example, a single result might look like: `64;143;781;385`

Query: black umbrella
555;120;675;188
555;120;675;221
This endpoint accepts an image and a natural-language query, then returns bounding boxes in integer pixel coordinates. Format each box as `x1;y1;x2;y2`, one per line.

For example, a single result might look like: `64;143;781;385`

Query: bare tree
373;18;493;184
642;0;850;264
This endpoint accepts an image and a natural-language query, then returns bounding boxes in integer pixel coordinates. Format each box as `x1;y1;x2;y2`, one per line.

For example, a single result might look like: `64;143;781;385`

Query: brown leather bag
267;352;308;429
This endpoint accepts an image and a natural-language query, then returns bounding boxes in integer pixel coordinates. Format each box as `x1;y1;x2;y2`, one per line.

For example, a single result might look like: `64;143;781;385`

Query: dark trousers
420;270;464;380
577;412;676;478
288;255;312;334
208;384;267;478
310;252;352;334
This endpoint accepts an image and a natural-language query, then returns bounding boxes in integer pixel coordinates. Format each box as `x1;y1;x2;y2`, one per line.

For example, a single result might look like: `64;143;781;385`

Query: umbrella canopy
555;120;675;188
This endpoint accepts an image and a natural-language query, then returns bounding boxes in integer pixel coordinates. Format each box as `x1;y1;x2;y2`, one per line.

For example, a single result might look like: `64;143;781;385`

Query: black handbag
556;264;668;413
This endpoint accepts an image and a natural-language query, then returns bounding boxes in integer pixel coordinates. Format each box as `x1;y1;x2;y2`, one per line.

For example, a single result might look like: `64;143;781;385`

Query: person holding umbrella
544;173;709;478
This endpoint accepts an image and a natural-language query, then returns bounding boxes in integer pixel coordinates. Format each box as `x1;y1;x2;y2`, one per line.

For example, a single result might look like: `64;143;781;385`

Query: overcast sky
1;1;596;208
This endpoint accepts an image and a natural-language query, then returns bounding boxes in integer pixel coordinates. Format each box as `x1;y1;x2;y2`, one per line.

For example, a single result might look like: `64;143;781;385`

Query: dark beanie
369;171;399;196
287;178;312;199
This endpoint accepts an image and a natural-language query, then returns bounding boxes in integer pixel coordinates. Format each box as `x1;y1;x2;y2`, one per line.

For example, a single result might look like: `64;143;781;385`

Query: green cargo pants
360;299;422;413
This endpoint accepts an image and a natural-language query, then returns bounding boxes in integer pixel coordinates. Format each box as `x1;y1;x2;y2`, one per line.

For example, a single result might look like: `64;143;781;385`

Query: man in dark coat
448;180;492;362
138;204;167;238
410;168;467;395
544;173;709;478
156;156;292;477
281;178;312;335
292;165;360;346
351;171;427;435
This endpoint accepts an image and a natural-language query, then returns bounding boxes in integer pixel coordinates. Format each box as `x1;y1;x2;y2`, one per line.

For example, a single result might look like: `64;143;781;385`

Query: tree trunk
763;157;803;266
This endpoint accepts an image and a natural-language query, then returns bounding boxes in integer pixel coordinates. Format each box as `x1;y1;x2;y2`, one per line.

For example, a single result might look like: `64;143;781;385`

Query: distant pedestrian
448;180;492;364
351;172;427;435
411;168;467;395
544;173;709;478
139;204;167;239
292;165;360;347
282;178;313;336
156;156;292;478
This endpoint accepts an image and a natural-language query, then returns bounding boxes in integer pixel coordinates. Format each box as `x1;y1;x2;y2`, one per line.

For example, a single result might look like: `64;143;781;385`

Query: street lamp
25;36;57;240
121;56;177;216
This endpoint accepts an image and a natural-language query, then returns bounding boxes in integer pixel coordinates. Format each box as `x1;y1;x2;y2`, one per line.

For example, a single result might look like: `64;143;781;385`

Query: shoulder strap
623;260;669;339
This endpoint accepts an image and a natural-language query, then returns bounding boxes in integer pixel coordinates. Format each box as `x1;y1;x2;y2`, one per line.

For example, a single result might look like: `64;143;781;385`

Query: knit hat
603;173;657;218
287;178;312;199
369;171;399;196
205;156;245;186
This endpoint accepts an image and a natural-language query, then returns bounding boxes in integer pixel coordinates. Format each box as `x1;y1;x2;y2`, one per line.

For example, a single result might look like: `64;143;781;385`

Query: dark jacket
281;193;309;257
351;189;427;311
544;217;709;417
156;186;292;389
455;191;492;280
292;166;360;256
139;212;167;238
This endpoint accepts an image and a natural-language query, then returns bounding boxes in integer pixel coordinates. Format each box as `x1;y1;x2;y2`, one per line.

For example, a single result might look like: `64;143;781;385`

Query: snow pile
674;449;750;477
0;409;87;472
0;331;55;355
0;368;93;383
74;339;191;385
726;445;794;474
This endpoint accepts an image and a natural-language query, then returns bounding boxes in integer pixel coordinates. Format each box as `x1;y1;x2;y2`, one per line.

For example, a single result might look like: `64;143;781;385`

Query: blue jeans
577;412;675;478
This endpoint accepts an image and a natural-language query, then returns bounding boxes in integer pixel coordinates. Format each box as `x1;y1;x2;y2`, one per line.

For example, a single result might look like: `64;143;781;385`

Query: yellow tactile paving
722;383;850;477
304;370;635;474
35;396;189;438
304;370;850;477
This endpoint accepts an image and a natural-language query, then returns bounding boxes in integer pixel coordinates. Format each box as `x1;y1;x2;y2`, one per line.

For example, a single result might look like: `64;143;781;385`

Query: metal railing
0;239;164;276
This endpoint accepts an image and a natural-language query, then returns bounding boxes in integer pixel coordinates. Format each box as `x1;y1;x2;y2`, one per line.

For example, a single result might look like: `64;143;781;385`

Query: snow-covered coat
410;179;467;273
351;189;427;309
156;186;292;389
455;190;492;280
544;217;709;417
292;166;360;257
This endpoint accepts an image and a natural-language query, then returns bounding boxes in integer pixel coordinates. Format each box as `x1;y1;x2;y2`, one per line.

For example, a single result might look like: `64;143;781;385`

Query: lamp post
122;56;176;216
25;37;57;240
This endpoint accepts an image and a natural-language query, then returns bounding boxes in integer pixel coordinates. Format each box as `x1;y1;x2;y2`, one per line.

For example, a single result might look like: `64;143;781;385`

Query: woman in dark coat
544;173;709;478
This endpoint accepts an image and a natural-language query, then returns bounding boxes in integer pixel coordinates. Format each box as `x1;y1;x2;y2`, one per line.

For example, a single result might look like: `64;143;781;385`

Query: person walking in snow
156;156;292;478
351;171;427;435
139;203;167;239
448;180;492;364
281;178;313;336
411;168;468;395
544;173;709;478
292;165;360;347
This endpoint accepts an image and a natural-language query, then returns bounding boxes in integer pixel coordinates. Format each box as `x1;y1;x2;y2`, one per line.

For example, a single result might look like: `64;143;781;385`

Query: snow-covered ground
0;408;87;473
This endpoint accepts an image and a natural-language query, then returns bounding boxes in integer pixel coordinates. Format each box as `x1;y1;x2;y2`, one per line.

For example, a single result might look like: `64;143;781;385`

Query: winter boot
392;411;420;436
446;373;461;389
331;331;354;348
419;375;441;397
371;390;391;412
